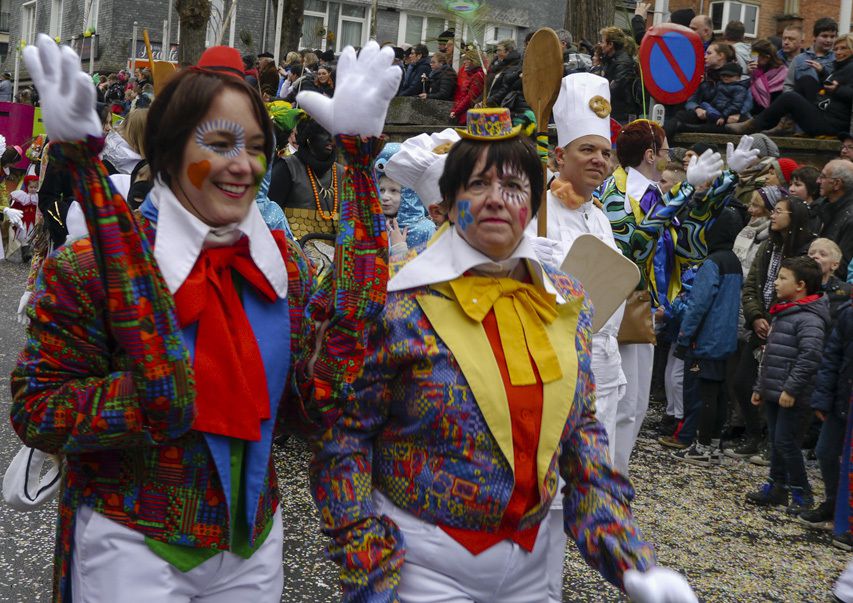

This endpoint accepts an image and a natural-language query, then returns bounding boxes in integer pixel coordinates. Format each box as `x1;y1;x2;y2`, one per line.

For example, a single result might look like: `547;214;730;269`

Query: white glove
297;41;402;138
530;236;561;268
685;148;724;187
624;567;698;603
725;134;761;174
2;445;61;511
23;34;102;143
16;291;32;325
64;201;88;242
2;206;23;228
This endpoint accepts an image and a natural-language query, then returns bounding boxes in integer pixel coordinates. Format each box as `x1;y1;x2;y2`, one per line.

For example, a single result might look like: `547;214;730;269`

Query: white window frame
483;24;517;47
48;0;62;38
336;3;367;52
21;0;36;46
709;1;759;38
300;0;329;51
396;12;449;50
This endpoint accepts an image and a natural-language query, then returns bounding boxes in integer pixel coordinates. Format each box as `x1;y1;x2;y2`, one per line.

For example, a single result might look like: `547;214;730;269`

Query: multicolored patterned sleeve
674;169;738;261
10;240;196;455
309;310;405;603
294;135;389;430
561;289;657;588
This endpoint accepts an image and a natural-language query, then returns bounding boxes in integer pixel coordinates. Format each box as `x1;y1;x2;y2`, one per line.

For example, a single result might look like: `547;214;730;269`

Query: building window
710;2;759;37
337;3;365;52
484;24;517;46
49;0;62;38
301;0;329;51
21;0;36;46
399;13;449;52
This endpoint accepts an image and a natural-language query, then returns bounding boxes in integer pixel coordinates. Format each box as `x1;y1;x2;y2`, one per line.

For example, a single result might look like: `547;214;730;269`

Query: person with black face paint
266;117;345;238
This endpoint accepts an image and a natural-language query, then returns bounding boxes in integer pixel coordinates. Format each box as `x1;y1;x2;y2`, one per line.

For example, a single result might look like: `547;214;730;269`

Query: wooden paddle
522;28;564;237
142;29;177;95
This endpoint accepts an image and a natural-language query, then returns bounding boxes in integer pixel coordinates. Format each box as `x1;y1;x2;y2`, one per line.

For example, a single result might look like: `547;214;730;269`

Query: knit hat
774;157;798;185
719;62;742;77
749;133;780;158
757;185;784;211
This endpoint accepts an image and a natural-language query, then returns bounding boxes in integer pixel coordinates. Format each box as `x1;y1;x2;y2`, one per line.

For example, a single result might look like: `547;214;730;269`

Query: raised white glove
64;201;88;242
624;567;698;603
23;34;102;143
16;291;32;325
685;148;724;187
2;206;23;228
725;134;761;174
297;41;402;138
530;236;561;268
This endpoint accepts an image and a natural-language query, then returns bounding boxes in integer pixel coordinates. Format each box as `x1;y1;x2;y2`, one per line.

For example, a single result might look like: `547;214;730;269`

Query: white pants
546;497;567;603
374;491;551;602
614;343;654;476
591;333;627;463
835;558;853;603
664;346;685;419
71;505;284;603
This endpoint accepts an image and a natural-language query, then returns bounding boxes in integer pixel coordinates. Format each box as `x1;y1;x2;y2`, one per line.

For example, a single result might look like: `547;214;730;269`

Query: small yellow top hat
457;107;523;141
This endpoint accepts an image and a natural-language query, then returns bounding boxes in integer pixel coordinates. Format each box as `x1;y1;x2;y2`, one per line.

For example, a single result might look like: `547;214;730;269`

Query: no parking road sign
639;24;705;105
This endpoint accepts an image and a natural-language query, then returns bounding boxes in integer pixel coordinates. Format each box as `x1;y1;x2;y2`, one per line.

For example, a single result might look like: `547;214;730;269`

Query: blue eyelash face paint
457;199;474;231
194;119;246;158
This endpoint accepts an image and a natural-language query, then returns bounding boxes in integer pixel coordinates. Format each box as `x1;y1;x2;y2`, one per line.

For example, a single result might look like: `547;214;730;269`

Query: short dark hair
414;44;429;58
439;137;544;215
724;21;745;42
790;165;820;199
616;120;666;169
145;70;274;187
814;17;838;37
780;255;822;295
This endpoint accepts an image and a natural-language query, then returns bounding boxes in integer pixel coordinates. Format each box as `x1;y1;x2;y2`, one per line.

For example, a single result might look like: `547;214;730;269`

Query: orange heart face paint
187;160;211;190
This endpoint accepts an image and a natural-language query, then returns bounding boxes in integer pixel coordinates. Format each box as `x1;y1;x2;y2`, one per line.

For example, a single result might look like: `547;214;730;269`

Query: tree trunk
176;0;212;67
563;0;615;46
279;0;304;58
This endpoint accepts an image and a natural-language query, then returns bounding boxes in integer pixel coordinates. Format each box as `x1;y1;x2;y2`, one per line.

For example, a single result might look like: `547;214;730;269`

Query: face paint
187;160;211;190
518;206;529;226
655;157;668;172
499;166;531;206
194;119;246;158
255;154;268;186
456;200;474;231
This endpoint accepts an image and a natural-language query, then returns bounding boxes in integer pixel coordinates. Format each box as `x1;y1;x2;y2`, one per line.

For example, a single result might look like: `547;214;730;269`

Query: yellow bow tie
447;276;563;386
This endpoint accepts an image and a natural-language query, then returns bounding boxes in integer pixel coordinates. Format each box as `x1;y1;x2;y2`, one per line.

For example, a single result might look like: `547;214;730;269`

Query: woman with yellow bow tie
310;107;697;603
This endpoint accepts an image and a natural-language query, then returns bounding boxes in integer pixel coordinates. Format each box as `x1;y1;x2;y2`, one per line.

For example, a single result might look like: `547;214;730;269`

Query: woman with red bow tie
10;35;399;602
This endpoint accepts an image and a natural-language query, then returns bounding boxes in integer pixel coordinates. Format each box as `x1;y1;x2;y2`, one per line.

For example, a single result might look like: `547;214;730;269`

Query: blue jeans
678;357;726;444
765;399;811;493
816;413;846;503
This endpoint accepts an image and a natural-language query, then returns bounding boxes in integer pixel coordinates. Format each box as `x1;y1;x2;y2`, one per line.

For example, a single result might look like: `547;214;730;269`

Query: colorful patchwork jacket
10;136;388;603
595;167;738;307
310;261;656;602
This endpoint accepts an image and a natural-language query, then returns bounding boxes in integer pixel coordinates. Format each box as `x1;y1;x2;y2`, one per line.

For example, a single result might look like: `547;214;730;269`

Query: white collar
150;181;288;298
625;166;660;214
388;226;565;303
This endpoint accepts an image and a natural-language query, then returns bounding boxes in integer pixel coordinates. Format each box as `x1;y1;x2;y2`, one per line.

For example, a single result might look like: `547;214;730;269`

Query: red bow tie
174;237;277;441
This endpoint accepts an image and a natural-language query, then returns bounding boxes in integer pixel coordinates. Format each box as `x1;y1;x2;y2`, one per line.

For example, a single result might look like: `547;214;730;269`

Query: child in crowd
788;165;821;205
669;208;745;465
659;161;686;194
701;62;750;126
8;174;39;262
747;256;829;514
800;239;853;531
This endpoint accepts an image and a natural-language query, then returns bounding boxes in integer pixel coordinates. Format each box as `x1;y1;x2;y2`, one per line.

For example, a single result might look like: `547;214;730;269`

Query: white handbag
2;446;61;511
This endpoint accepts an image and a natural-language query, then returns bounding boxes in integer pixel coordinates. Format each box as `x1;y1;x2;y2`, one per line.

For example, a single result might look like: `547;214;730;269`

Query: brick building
666;0;852;43
2;0;572;74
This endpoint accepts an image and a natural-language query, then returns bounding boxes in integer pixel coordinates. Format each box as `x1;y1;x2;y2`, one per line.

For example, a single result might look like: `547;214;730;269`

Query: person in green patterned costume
594;120;760;475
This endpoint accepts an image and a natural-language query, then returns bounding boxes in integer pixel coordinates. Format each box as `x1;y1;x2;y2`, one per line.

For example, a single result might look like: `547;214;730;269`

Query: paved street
0;257;848;602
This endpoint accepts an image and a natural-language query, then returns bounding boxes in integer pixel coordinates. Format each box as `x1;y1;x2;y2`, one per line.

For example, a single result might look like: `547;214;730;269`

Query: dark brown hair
769;196;815;257
144;69;274;186
780;255;822;295
712;42;736;63
752;39;783;68
616;120;666;169
791;165;820;199
439;137;544;215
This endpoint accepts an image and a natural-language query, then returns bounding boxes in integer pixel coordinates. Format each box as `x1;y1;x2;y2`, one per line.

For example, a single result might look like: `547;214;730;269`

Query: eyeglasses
841;144;853;151
770;208;791;215
817;173;839;181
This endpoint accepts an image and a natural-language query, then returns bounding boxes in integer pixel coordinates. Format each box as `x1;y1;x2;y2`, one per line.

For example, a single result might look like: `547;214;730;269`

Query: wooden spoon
522;28;564;237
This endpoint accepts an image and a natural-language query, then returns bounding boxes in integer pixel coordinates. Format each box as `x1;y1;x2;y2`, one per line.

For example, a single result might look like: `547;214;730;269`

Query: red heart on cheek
518;207;529;225
187;160;211;190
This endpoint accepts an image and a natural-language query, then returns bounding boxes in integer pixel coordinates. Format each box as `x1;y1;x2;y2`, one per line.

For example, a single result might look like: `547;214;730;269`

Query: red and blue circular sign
639;24;705;105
